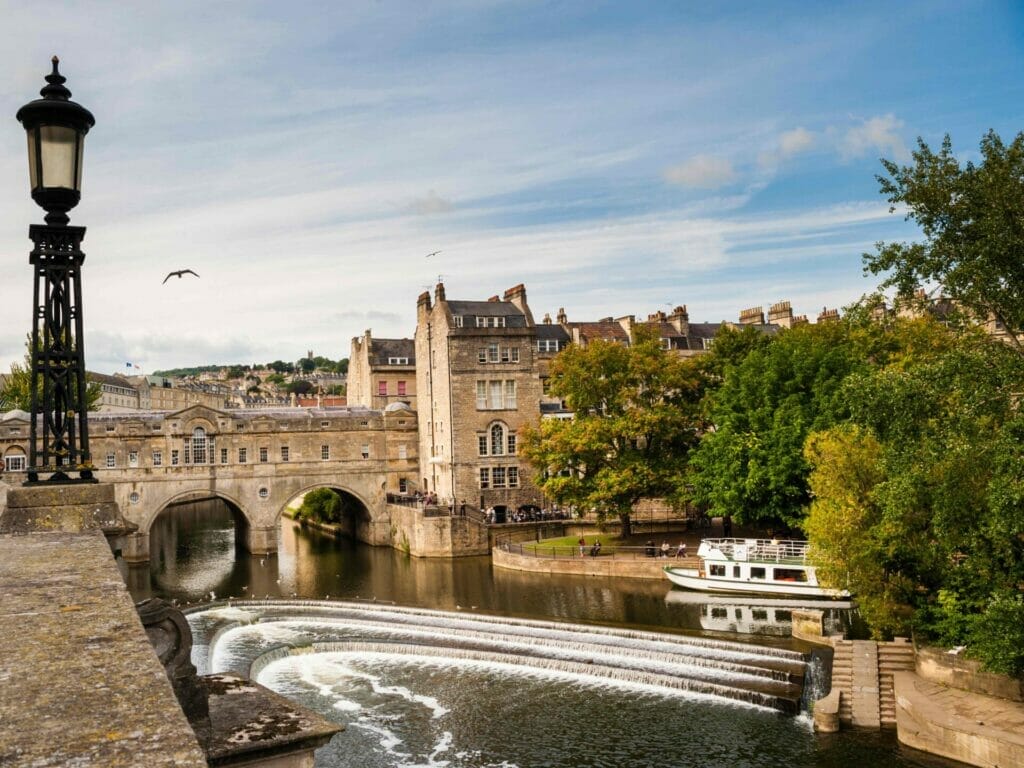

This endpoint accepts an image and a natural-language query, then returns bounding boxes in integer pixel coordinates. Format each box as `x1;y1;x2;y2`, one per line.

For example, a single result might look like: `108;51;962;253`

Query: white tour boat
663;538;849;598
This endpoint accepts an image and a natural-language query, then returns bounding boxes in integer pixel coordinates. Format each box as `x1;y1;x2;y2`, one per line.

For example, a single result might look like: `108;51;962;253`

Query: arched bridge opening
283;486;374;544
144;491;250;599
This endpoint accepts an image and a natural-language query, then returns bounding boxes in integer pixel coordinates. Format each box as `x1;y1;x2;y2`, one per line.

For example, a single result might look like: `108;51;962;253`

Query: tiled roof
535;324;570;341
370;338;415;366
447;300;525;317
86;371;137;389
569;321;629;342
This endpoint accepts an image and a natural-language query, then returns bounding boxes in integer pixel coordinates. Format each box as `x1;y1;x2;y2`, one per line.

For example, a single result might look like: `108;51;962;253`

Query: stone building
87;371;141;412
0;403;420;507
415;283;544;516
348;332;417;411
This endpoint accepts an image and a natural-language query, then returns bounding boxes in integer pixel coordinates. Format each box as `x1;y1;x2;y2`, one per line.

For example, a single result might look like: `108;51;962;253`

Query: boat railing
701;538;810;565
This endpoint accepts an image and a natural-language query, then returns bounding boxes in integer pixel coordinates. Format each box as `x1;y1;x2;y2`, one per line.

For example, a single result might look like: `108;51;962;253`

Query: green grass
523;533;622;553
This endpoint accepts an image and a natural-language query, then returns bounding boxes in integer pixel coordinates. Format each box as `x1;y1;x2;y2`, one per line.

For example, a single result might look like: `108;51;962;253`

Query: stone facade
416;283;545;516
348;331;417;411
0;404;421;561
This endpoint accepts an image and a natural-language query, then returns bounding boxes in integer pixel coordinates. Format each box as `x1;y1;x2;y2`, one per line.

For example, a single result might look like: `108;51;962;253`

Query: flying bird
426;250;441;258
163;269;200;284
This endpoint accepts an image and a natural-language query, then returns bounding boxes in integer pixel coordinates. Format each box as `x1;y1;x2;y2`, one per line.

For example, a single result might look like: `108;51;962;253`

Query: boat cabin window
710;564;726;577
733;565;741;578
711;607;728;619
776;610;792;622
773;568;808;582
751;609;768;621
750;567;766;579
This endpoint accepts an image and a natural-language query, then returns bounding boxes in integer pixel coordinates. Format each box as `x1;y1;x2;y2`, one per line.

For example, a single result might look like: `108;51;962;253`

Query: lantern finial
40;55;71;101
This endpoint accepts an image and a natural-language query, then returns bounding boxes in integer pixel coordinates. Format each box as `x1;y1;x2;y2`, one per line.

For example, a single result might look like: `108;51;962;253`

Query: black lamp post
16;57;96;483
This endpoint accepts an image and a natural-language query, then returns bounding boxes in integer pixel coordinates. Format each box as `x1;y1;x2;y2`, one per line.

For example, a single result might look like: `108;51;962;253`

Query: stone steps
827;639;915;730
877;641;915;728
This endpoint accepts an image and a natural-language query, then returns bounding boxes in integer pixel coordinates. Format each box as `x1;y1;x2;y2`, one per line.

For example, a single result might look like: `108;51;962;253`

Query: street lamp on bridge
16;56;96;483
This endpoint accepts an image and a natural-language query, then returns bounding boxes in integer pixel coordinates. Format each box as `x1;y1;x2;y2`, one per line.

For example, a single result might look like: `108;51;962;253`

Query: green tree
864;130;1024;350
519;326;703;536
804;425;911;638
226;365;246;379
805;328;1024;673
1;338;101;412
298;358;316;374
286;380;314;395
687;321;863;528
267;360;294;374
264;372;286;386
297;488;344;524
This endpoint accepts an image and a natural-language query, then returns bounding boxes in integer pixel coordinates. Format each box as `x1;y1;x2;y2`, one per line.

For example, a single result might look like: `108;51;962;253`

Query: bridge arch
277;482;375;542
140;487;250;537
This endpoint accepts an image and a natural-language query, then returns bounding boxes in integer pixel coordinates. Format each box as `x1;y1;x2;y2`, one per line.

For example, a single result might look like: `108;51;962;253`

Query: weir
189;600;809;714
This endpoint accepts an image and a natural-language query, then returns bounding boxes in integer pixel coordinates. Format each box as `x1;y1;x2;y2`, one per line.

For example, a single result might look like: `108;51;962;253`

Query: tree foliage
864;130;1024;349
687;321;864;528
804;328;1024;673
296;488;344;524
286;380;315;395
519;326;703;535
1;338;101;412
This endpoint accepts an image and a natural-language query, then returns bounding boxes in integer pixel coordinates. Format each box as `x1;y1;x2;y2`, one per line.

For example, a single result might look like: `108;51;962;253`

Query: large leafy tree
805;329;1024;673
519;326;703;536
1;337;101;412
687;321;864;529
864;130;1024;350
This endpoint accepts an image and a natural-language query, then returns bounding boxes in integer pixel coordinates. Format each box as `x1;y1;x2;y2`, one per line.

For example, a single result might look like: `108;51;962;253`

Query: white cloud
839;114;909;162
778;127;815;157
663;155;737;189
757;126;816;171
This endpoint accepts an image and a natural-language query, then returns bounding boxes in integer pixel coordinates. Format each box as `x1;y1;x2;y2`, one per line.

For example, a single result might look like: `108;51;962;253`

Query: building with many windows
348;332;416;411
415;283;544;516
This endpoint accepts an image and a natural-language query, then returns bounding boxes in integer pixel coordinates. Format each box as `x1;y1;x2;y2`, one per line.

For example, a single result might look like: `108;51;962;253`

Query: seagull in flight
163;269;200;284
426;250;441;258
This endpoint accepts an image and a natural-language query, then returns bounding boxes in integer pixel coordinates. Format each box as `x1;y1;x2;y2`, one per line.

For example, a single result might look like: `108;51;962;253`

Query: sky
0;1;1022;374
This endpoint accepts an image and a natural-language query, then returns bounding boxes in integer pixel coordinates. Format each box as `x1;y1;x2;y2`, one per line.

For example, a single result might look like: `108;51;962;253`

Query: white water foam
202;606;258;624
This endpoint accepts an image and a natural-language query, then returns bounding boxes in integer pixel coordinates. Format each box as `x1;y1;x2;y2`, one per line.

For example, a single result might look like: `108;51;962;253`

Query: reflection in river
128;500;960;768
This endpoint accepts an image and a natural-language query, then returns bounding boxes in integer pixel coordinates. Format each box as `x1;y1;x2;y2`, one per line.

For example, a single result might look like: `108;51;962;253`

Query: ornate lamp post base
25;222;95;484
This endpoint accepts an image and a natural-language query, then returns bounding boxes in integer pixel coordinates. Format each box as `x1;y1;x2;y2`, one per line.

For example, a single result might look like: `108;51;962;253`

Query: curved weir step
190;600;808;715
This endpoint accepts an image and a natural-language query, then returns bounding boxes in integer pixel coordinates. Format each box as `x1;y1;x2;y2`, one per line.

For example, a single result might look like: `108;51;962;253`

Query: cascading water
188;600;818;767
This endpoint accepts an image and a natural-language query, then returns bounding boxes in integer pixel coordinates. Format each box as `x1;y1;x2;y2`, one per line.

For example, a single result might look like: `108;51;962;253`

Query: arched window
490;423;505;456
191;427;207;465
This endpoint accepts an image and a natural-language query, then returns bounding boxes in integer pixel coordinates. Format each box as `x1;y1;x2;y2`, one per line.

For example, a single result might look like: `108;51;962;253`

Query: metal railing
499;540;694;561
701;538;809;564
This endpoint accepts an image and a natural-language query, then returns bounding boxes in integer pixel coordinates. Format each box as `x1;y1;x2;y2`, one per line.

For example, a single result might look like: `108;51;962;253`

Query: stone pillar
122;531;151;563
243;526;278;556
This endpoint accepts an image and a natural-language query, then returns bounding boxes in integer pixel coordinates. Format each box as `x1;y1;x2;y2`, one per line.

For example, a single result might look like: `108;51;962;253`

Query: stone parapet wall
894;670;1024;768
493;545;676;579
916;646;1024;702
0;530;208;766
388;503;489;557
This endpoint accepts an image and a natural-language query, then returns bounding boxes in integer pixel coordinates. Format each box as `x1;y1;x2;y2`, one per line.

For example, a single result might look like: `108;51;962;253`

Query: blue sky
0;1;1021;373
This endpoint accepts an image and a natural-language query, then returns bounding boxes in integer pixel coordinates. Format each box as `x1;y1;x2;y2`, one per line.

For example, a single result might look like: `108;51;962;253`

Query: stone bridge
1;404;426;561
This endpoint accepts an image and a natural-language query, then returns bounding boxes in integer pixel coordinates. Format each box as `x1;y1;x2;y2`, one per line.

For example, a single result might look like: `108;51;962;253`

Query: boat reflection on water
665;590;854;637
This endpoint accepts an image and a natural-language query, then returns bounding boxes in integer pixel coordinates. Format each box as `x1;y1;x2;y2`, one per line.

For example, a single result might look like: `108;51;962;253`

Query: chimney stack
739;306;765;325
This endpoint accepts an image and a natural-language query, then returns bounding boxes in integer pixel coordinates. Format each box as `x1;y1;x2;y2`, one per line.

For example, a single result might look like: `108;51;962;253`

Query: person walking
578;535;586;556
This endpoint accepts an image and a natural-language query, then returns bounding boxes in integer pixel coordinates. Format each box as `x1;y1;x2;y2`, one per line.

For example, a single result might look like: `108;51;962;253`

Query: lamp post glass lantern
15;57;97;483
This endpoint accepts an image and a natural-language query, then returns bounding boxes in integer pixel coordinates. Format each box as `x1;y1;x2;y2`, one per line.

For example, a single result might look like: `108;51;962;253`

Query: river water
124;500;963;768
